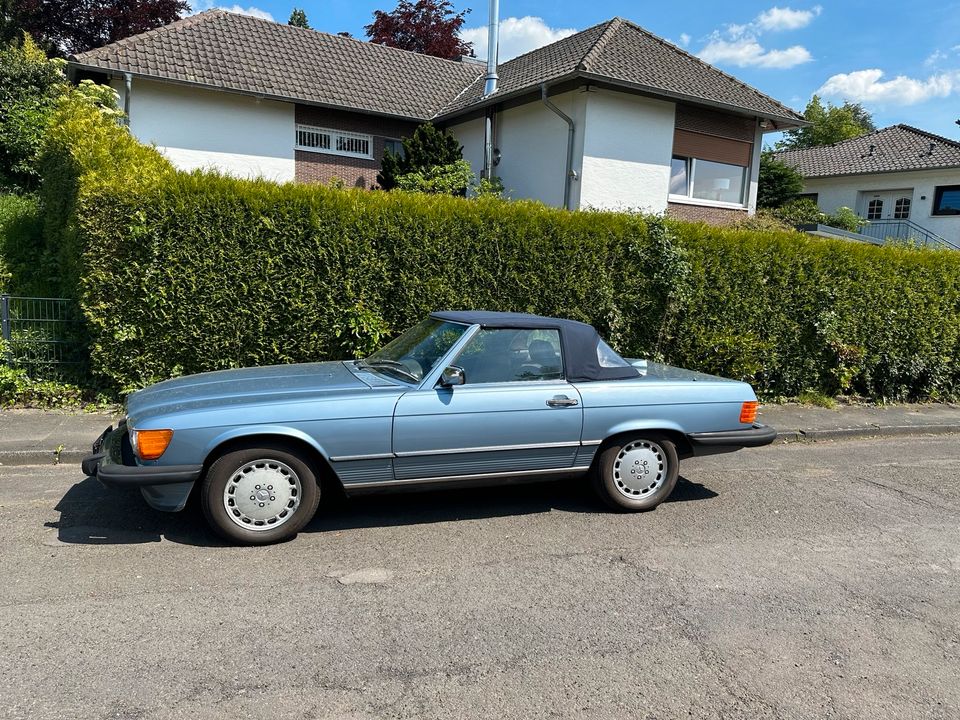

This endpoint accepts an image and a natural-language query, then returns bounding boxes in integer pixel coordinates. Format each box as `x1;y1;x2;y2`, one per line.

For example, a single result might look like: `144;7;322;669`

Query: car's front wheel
200;442;321;545
593;434;679;511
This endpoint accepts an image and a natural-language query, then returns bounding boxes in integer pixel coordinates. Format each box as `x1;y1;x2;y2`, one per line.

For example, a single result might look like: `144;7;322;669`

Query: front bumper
687;423;778;454
81;424;203;489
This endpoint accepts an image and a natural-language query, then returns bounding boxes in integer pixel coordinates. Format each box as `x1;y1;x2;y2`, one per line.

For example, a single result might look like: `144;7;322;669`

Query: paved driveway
1;436;958;719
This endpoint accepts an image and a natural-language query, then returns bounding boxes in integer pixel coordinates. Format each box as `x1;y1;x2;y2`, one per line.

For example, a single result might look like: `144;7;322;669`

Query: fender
594;419;688;442
203;424;332;463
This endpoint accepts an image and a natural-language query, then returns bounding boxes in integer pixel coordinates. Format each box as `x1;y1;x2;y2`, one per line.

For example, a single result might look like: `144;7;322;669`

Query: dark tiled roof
774;125;960;178
438;17;804;123
70;9;483;120
70;11;803;126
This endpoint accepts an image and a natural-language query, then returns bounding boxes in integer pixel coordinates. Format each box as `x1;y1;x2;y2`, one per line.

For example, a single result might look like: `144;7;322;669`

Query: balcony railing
858;219;959;250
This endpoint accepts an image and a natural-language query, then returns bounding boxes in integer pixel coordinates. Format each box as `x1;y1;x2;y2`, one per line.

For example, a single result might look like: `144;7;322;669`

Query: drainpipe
482;0;500;180
541;84;576;211
123;72;132;126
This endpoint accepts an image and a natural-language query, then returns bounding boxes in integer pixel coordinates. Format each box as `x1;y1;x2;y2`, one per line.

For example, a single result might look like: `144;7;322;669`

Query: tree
757;150;805;209
0;33;67;191
3;0;188;57
377;122;463;190
776;95;876;150
365;0;471;60
288;8;309;29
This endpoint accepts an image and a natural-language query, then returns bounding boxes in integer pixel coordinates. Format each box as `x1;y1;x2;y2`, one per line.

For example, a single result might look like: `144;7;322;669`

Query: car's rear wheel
593;434;679;511
201;443;321;545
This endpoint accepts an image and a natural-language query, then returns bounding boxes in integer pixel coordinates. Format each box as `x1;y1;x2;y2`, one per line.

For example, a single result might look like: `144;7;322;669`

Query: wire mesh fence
1;295;87;378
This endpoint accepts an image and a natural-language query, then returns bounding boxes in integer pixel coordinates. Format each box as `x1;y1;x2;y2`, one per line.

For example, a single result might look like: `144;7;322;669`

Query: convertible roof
430;310;639;383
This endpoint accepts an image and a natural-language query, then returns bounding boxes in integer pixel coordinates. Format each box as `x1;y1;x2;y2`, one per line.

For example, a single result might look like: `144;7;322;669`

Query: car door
392;327;584;482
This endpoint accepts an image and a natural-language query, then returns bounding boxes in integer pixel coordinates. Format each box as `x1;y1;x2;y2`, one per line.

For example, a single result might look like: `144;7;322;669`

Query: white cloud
925;50;948;67
679;32;691;47
695;6;818;69
699;38;812;68
817;68;960;105
189;1;274;21
460;16;577;61
755;6;822;32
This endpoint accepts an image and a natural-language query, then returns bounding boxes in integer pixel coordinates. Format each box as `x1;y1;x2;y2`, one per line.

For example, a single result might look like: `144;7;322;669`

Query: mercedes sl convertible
82;311;776;544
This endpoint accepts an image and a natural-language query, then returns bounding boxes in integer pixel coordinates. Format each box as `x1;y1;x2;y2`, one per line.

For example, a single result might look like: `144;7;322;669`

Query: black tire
593;434;679;511
200;442;321;545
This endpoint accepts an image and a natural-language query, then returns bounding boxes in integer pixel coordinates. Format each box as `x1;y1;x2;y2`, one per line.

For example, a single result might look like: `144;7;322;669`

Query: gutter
540;84;576;211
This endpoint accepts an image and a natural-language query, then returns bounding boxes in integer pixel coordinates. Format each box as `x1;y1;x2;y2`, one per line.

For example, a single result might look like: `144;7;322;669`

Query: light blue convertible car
83;311;775;544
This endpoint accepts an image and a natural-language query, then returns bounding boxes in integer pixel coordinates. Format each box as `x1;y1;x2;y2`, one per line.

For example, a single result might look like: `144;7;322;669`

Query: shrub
38;85;172;297
0;33;68;192
757;150;804;209
377;121;463;190
0;365;90;408
393;159;473;195
0;192;49;295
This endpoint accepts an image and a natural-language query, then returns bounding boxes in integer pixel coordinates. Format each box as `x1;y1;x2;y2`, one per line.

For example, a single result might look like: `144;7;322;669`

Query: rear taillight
739;401;758;424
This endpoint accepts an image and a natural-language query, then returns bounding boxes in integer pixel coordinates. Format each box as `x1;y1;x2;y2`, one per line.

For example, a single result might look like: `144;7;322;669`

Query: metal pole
1;295;10;344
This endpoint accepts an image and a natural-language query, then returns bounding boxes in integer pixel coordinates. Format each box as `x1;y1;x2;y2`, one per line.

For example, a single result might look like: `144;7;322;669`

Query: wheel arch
595;423;694;463
201;427;344;490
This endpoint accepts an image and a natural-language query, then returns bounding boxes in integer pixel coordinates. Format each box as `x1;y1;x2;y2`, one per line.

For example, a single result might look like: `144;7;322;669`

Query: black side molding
687;424;777;449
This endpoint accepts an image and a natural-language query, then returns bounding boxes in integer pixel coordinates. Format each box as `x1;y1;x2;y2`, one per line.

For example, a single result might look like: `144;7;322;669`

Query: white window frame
669;155;748;208
295;124;374;160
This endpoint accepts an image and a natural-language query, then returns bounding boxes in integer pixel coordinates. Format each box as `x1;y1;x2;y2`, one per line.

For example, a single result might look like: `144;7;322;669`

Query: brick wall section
667;202;747;225
295;105;419;188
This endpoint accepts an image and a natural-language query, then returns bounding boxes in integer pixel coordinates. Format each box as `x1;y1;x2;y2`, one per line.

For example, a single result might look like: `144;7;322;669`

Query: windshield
359;318;468;383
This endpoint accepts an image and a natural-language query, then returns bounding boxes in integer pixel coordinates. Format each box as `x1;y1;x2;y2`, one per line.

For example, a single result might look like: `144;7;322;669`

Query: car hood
126;361;397;425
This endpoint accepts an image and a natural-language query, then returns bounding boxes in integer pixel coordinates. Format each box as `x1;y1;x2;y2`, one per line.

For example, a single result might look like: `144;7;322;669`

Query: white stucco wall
579;90;676;213
448;116;485;180
112;78;295;182
449;92;582;207
803;168;960;245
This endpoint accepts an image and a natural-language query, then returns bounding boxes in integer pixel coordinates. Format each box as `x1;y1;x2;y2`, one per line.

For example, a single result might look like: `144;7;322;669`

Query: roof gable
775;125;960;178
438;17;804;123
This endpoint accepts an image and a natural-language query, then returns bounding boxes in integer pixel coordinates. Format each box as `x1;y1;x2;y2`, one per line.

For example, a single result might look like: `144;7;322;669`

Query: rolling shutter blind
673;129;752;167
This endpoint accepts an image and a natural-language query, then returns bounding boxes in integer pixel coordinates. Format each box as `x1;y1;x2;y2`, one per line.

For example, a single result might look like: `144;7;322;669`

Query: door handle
546;395;578;407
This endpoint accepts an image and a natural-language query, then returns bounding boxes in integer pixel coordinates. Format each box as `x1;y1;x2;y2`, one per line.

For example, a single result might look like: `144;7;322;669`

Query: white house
68;10;805;224
776;125;960;246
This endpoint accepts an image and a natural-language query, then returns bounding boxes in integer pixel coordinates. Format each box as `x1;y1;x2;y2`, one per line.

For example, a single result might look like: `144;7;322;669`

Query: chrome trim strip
343;465;592;489
394;441;582;458
333;440;602;462
330;453;394;462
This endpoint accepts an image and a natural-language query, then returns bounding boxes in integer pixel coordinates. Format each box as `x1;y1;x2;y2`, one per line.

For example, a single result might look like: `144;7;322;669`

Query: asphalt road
1;436;958;720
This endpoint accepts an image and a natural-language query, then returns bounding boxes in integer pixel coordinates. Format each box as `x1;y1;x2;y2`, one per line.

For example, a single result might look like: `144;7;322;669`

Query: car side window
454;328;563;384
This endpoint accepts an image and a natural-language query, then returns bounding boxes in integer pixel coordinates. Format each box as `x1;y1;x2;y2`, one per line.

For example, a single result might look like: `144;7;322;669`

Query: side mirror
439;365;466;387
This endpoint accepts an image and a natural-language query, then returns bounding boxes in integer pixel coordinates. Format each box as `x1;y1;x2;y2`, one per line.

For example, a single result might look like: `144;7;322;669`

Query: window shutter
673;129;752;167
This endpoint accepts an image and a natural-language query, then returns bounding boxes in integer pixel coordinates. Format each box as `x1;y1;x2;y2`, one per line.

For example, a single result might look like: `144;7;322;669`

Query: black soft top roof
430;310;639;383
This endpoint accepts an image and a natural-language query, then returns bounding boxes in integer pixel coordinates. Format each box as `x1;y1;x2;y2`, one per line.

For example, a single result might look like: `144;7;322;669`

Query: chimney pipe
483;0;499;97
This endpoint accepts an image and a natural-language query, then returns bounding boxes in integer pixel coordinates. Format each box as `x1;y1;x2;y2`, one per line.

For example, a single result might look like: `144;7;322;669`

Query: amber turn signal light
133;428;174;460
739;401;758;425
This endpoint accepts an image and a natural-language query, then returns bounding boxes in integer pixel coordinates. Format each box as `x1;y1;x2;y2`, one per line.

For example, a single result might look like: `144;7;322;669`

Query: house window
894;197;911;220
866;199;883;220
295;124;373;159
383;139;405;158
669;156;746;204
932;185;960;216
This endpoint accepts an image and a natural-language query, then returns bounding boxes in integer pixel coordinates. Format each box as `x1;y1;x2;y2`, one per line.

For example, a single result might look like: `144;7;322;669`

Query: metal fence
0;295;86;376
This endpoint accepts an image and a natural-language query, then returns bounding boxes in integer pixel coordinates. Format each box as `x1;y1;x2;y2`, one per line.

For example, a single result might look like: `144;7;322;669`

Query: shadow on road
46;474;717;546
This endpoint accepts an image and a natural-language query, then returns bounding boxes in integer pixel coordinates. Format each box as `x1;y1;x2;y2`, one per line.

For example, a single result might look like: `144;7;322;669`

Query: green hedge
70;170;960;401
39;101;960;402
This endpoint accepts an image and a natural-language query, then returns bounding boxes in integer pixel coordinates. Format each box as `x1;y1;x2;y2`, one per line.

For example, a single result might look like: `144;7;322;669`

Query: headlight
130;428;174;460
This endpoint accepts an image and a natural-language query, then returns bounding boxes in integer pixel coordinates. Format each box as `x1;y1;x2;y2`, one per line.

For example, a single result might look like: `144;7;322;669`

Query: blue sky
192;1;960;143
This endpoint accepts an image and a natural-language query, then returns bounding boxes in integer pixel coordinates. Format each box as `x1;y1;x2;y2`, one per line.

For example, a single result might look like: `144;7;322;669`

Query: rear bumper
81;424;203;489
687;424;777;454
